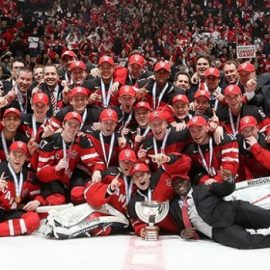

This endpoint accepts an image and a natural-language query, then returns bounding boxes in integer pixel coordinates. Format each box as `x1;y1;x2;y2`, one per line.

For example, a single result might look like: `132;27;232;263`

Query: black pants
41;168;90;199
213;202;270;249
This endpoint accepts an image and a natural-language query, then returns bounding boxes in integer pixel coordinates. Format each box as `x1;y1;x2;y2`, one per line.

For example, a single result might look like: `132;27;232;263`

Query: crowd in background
1;0;270;80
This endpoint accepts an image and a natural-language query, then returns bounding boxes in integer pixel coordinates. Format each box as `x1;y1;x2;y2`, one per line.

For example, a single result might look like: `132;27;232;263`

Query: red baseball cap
148;110;168;122
61;50;77;60
224;84;241;96
69;61;86;71
129;54;145;67
194;90;210;100
172;94;189;104
238;62;255;73
205;67;220;78
171;154;191;180
134;101;152;111
119;149;137;163
64;111;82;123
187;116;208;128
69;87;89;98
131;162;149;175
99;108;118;122
9;141;27;155
3;108;21;118
239;116;257;131
98;56;115;66
118;85;136;97
154;61;171;72
32;92;49;105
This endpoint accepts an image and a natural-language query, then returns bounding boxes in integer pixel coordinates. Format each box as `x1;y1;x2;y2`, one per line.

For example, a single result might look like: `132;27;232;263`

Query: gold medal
15;196;21;203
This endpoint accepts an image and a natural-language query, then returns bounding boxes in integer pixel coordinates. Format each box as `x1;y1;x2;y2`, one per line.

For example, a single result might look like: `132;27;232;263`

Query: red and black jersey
20;113;49;142
125;70;153;87
85;77;119;107
185;134;239;184
37;133;105;185
82;128;131;168
0;162;45;211
128;126;153;151
85;167;136;215
137;78;184;109
127;154;191;235
238;132;270;181
140;127;191;169
112;106;137;131
50;105;102;131
217;104;270;136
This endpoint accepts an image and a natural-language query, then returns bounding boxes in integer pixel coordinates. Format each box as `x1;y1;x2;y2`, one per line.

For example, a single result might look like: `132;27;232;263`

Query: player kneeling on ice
0;141;45;236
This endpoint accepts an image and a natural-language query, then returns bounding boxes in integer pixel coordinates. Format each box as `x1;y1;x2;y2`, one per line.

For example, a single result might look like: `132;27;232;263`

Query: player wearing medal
185;116;239;185
37;111;105;205
85;149;137;216
20;93;50;170
0;108;29;163
127;152;191;239
217;84;270;138
0;141;44;237
137;110;191;170
83;108;130;168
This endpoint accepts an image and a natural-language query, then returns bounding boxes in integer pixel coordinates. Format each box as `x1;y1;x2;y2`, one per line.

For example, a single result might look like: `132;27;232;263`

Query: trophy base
144;226;159;241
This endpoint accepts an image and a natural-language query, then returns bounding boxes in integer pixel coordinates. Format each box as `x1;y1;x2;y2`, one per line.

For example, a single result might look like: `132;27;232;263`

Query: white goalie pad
224;177;270;209
40;203;129;239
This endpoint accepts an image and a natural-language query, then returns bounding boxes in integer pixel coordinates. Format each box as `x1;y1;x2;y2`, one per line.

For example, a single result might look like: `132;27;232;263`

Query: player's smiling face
70;94;88;114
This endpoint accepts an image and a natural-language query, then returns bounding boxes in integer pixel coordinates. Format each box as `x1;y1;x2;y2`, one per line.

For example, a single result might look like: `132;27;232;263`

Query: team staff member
37;111;105;205
1;68;33;114
0;141;44;237
170;171;270;249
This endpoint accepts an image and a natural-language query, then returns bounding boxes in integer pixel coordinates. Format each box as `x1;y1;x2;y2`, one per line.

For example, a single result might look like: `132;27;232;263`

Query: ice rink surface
1;233;269;270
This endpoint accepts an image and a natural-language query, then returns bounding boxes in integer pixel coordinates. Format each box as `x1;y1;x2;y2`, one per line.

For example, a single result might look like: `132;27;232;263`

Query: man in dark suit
170;169;270;249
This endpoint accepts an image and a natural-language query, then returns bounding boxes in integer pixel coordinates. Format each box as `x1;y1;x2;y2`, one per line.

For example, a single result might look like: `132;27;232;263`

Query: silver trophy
135;201;169;241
